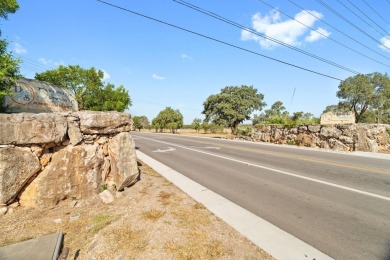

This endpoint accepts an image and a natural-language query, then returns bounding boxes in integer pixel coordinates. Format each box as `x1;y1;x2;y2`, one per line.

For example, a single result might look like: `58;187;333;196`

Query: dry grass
142;209;165;221
0;160;274;260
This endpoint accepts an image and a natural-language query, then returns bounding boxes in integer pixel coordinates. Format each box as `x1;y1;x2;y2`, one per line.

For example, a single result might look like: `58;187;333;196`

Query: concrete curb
137;150;333;260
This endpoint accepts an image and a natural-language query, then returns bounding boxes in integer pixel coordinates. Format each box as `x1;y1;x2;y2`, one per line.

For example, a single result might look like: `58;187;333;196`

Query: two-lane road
132;132;390;259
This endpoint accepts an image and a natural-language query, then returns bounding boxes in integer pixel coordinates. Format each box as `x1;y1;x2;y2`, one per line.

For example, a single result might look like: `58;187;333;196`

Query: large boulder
0;147;40;204
76;111;133;134
0;113;67;145
108;132;139;191
20;144;104;207
320;126;342;139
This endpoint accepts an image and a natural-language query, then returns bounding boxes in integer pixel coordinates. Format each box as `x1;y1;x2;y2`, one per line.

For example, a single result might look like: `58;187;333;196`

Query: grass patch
173;208;210;228
105;224;148;256
165;234;224;260
142;209;165;221
193;202;206;210
90;214;113;234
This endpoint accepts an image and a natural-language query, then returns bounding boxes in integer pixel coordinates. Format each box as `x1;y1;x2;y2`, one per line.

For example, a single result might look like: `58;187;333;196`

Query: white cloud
14;42;27;54
38;57;64;67
102;70;110;80
241;9;328;49
305;27;331;42
152;74;165;80
181;53;193;60
379;36;390;52
38;57;52;65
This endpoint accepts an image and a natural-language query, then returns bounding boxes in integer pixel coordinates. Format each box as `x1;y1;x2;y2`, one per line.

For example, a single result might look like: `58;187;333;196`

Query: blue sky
2;0;390;123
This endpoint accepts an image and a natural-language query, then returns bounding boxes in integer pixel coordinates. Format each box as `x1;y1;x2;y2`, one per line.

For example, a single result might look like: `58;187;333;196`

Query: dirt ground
0;161;273;260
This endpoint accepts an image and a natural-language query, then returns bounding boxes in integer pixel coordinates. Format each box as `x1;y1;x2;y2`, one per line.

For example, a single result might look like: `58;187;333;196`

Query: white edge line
137;150;333;260
136;135;390;202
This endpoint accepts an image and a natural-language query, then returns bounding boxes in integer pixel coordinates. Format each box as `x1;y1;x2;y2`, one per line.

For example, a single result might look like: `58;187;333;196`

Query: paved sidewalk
0;232;63;260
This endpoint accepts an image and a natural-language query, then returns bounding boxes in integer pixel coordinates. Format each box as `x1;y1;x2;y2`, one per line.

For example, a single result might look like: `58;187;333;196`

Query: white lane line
137;150;333;260
136;135;390;202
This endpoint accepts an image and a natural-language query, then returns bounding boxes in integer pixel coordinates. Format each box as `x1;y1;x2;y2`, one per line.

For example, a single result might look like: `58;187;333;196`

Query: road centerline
136;135;390;202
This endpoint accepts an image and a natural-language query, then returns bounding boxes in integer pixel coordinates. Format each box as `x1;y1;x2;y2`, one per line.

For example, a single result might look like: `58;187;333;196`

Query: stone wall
0;111;138;207
237;124;390;152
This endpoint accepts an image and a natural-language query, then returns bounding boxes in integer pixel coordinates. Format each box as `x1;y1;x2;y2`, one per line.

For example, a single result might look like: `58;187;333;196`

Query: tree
133;116;149;131
337;73;390;123
35;65;131;111
0;0;20;112
191;118;202;133
152;107;183;133
0;0;19;20
202;85;266;135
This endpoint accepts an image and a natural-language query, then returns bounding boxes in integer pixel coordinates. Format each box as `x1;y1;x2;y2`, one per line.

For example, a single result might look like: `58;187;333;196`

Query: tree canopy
152;107;183;133
202;85;266;135
133;116;150;131
0;0;20;112
35;65;131;112
337;73;390;123
0;0;19;20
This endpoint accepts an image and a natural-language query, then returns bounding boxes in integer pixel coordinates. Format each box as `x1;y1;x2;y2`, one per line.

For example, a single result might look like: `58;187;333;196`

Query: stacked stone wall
0;111;138;207
236;124;389;152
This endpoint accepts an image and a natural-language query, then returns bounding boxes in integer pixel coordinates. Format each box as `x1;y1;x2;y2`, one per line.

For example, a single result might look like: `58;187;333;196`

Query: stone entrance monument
4;78;78;113
320;111;355;125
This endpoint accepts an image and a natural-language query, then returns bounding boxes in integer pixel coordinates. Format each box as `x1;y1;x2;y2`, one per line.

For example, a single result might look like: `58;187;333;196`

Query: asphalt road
131;132;390;260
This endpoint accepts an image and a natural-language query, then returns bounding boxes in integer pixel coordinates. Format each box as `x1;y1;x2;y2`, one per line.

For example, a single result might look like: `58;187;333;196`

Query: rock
339;135;353;144
0;147;40;204
67;119;83;146
308;125;321;133
0;113;67;145
19;143;104;207
54;218;62;224
7;207;14;214
101;157;110;182
99;190;114;204
0;206;8;215
31;145;43;157
76;111;133;135
108;132;139;191
320;126;342;138
102;144;109;156
70;213;80;221
329;138;350;151
298;125;308;133
40;153;52;168
96;136;108;145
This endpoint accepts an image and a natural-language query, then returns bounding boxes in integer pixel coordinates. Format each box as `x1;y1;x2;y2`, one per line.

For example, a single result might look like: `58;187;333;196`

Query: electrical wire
174;0;361;74
361;0;390;27
338;0;390;39
316;0;390;52
96;0;344;81
288;0;390;64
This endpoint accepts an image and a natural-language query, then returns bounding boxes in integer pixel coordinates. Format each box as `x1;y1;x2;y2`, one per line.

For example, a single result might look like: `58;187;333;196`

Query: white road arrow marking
152;147;176;153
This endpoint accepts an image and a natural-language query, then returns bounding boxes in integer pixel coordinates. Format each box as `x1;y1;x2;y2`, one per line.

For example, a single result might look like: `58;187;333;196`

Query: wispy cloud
38;57;52;65
14;42;27;54
379;36;390;52
152;73;165;80
241;9;330;49
38;57;64;67
181;53;193;60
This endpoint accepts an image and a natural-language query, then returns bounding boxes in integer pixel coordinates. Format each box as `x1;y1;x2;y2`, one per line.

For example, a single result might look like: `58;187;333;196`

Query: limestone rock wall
239;124;389;152
0;111;138;207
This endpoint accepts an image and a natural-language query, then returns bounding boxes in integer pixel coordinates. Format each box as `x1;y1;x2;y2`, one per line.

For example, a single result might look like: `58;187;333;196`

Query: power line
288;0;390;64
96;0;344;81
316;0;390;52
174;0;360;74
338;0;390;39
361;0;390;27
255;0;390;68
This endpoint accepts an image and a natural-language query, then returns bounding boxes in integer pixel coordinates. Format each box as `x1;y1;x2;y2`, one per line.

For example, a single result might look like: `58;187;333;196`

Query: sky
2;0;390;124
